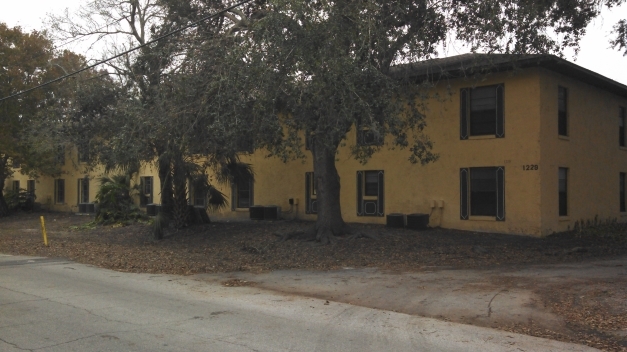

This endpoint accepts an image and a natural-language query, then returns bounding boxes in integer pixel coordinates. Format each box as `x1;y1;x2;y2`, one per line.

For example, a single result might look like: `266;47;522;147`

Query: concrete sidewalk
0;254;603;351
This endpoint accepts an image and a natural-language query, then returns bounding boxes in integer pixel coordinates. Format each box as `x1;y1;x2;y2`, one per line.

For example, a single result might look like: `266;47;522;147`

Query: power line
0;0;252;103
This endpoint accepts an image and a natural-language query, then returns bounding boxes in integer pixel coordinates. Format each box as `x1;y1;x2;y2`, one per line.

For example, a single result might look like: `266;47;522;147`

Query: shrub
95;175;146;224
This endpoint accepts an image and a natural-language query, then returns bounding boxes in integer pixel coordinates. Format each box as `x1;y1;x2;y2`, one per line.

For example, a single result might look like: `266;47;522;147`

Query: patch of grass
68;221;98;231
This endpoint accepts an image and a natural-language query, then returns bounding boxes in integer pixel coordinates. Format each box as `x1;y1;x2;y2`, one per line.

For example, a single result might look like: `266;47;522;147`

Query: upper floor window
558;86;568;136
620;106;625;147
12;180;20;191
56;146;65;165
78;143;89;163
11;159;20;169
460;84;504;139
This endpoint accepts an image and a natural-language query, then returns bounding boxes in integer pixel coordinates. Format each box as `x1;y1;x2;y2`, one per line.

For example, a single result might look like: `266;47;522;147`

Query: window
192;181;206;207
621;173;625;212
305;131;314;151
12;180;20;191
78;143;89;163
11;159;20;169
139;176;153;207
305;172;317;214
356;124;383;146
54;179;65;204
357;170;384;217
559;168;568;216
78;178;89;204
620;107;626;147
231;174;253;209
460;84;504;139
460;167;505;220
27;180;35;198
56;146;65;165
558;86;568;136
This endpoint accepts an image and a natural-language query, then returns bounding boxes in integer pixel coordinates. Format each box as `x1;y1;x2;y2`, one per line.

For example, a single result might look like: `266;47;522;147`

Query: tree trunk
155;154;172;240
0;158;10;217
312;141;347;244
0;188;9;218
171;152;189;229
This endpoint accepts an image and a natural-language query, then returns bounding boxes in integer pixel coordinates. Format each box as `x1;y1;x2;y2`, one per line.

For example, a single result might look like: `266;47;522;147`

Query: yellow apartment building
5;54;627;236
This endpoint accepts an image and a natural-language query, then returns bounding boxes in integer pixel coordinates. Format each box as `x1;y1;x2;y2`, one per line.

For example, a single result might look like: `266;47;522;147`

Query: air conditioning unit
78;203;87;213
386;213;405;228
249;205;265;220
86;203;95;213
263;205;281;220
146;204;157;216
406;213;429;230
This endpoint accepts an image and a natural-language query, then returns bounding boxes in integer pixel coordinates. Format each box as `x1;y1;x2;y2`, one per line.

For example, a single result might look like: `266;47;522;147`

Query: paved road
0;254;597;351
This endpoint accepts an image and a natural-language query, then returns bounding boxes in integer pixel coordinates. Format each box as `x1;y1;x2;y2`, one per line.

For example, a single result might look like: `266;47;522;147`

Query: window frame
558;86;569;137
139;176;154;207
620;106;626;147
78;143;89;163
77;178;89;204
460;167;505;221
559;168;568;217
12;180;20;192
305;172;318;214
621;172;625;213
356;170;384;217
27;180;35;198
54;179;65;204
231;175;253;210
460;84;505;139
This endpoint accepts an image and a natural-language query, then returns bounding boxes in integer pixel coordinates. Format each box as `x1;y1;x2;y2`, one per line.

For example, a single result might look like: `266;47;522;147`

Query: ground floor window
78;178;89;204
357;170;384;217
55;179;65;204
232;174;253;210
559;168;568;216
305;172;317;214
139;176;153;207
620;173;625;212
27;180;35;198
460;167;505;220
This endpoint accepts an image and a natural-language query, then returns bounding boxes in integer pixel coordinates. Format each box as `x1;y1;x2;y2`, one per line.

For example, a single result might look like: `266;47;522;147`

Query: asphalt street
0;254;598;351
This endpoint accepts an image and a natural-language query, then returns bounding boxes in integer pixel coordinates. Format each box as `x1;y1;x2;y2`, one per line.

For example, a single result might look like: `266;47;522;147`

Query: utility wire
0;0;252;103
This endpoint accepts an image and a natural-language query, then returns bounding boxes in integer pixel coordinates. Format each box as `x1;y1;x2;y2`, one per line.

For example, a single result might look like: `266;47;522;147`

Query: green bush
95;175;146;224
4;188;35;212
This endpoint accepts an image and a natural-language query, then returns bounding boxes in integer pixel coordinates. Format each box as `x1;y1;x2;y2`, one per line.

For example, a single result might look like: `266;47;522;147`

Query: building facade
5;54;627;236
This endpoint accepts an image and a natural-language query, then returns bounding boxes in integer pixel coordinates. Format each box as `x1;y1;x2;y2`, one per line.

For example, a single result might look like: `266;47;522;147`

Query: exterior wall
213;69;545;236
4;147;105;212
6;64;625;238
539;68;627;235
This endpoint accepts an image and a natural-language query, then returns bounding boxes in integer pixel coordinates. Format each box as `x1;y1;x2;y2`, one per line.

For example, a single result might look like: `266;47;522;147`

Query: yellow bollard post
40;216;49;246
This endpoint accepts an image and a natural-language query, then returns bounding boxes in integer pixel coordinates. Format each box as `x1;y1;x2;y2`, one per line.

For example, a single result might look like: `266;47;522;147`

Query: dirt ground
1;212;626;351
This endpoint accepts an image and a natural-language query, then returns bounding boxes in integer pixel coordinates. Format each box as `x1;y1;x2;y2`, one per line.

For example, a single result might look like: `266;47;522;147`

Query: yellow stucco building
5;54;627;236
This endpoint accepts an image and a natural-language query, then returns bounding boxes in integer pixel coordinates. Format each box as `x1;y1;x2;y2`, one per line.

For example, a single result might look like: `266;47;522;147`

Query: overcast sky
1;0;626;85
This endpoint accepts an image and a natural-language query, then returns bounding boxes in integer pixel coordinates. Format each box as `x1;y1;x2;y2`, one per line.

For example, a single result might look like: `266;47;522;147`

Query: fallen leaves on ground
1;212;626;350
